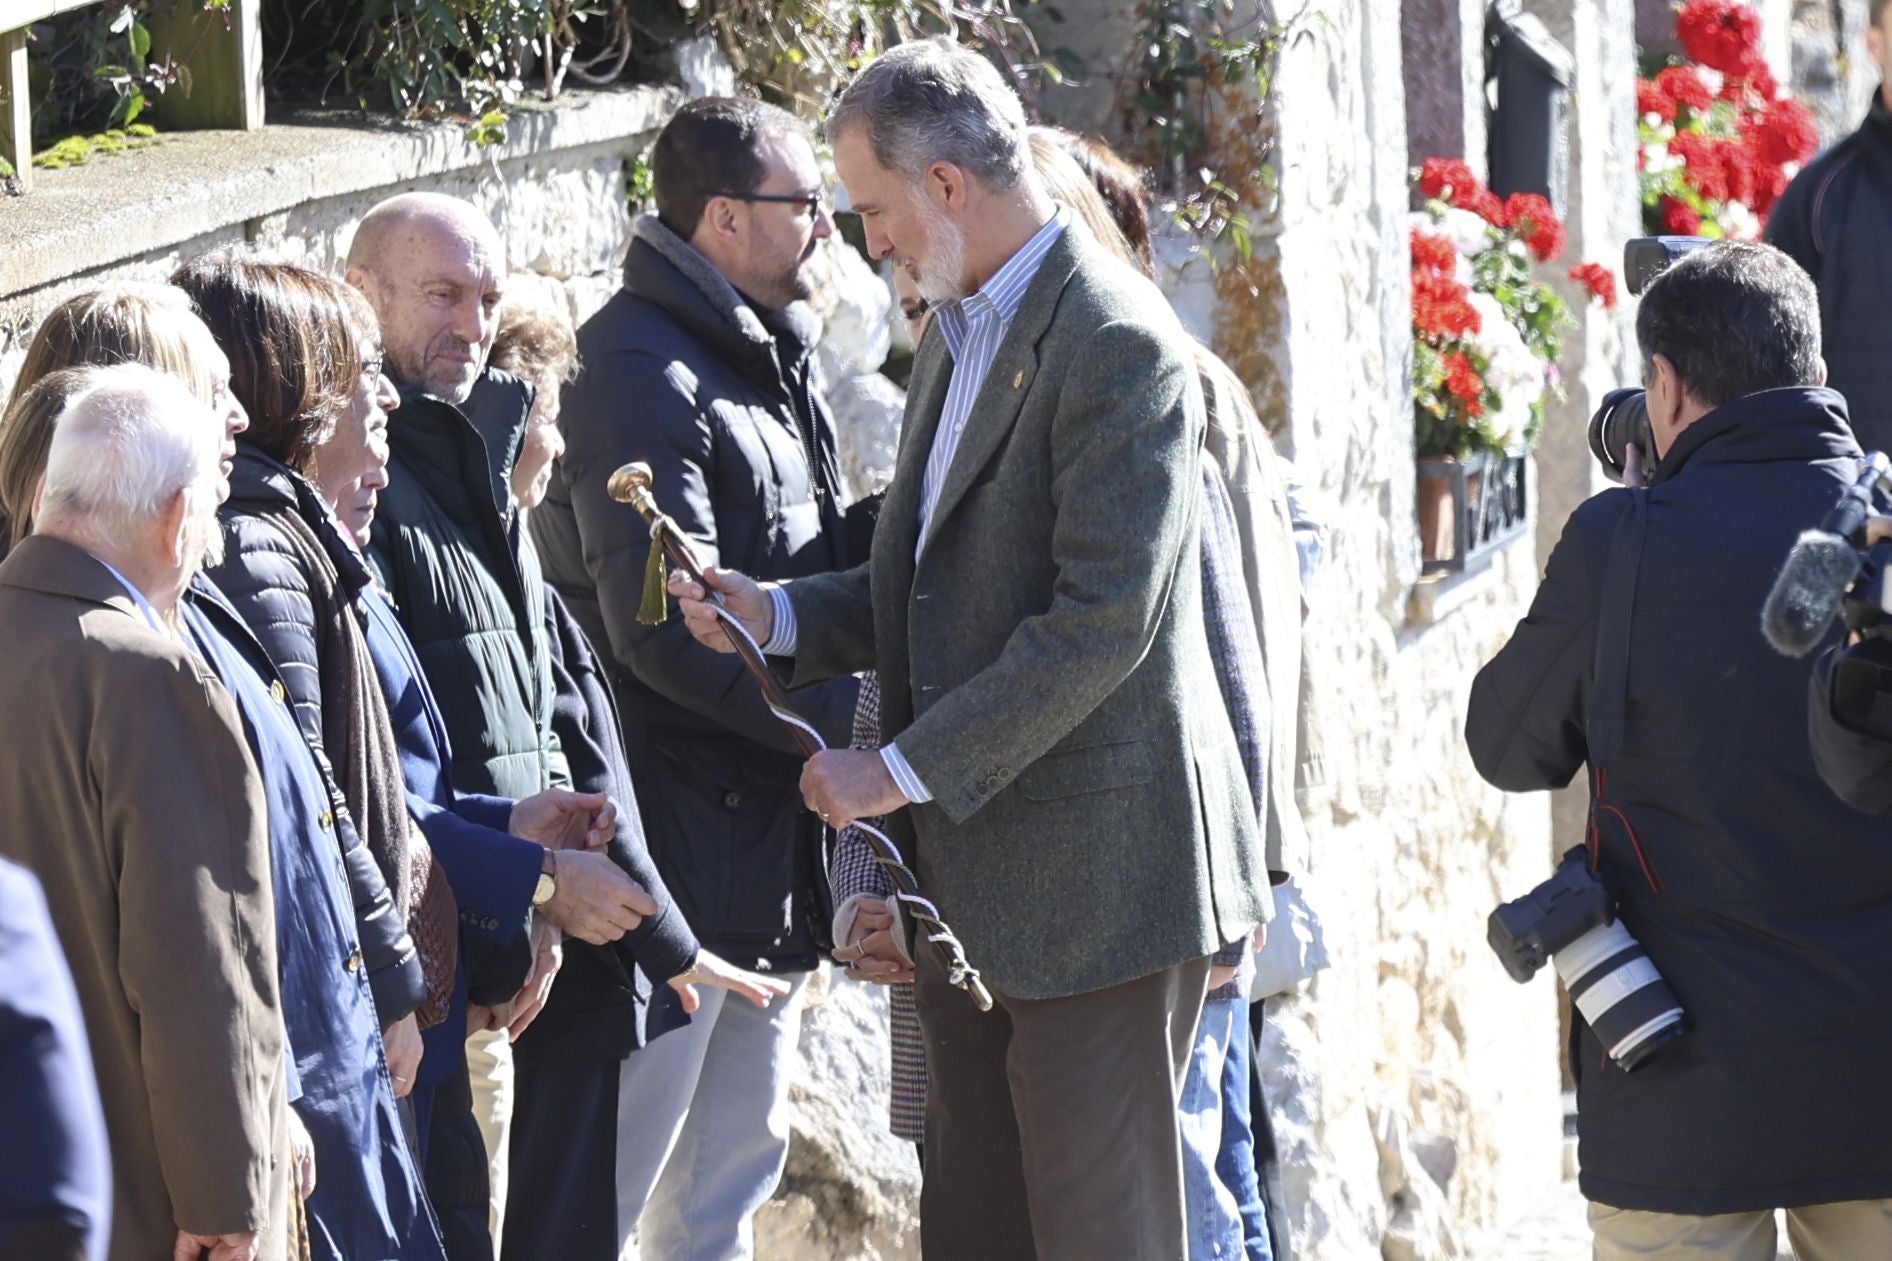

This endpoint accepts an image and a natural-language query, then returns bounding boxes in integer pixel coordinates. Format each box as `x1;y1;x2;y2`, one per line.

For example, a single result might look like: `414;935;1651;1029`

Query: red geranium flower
1569;262;1618;309
1462;185;1507;226
1660;197;1704;235
1654;65;1715;114
1637;79;1677;123
1670;131;1744;204
1675;0;1765;78
1746;96;1819;166
1751;161;1791;219
1722;137;1760;206
1417;156;1509;226
1442;352;1485;416
1410;228;1458;276
1503;192;1566;262
1718;61;1778;103
1418;157;1479;203
1412;271;1481;344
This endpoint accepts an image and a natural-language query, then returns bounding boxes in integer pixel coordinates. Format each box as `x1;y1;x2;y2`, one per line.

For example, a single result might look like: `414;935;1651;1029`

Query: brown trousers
1589;1198;1892;1261
914;947;1211;1261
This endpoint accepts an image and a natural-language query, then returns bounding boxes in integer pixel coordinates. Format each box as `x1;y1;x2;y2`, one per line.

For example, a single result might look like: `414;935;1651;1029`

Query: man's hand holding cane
631;459;990;1011
669;568;911;829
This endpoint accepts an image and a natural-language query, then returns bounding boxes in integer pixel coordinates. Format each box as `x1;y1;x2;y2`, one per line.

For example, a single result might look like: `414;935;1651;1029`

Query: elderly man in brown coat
0;363;292;1261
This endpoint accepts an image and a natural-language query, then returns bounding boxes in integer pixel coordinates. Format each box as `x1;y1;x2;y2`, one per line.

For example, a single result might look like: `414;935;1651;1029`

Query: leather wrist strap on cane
609;462;994;1010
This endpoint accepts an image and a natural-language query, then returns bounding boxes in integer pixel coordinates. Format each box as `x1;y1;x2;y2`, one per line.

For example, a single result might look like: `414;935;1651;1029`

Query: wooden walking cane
607;461;995;1012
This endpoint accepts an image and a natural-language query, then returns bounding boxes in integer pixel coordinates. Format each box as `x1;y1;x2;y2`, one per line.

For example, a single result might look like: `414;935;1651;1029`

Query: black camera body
1489;848;1687;1071
1586;237;1715;484
1487;848;1615;983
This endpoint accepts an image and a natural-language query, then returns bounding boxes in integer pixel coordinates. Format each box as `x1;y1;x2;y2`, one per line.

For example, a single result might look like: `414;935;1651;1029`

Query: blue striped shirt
768;209;1069;804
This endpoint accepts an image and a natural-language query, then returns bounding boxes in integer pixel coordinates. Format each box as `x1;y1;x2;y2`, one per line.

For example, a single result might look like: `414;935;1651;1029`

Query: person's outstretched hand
511;788;616;851
668;950;793;1013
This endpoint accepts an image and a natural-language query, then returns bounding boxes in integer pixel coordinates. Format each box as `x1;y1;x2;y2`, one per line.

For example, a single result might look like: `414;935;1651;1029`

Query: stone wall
1791;0;1878;147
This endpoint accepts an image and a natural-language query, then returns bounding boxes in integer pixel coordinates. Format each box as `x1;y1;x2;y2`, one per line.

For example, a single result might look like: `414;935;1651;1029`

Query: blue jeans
1217;1003;1273;1261
1181;998;1246;1260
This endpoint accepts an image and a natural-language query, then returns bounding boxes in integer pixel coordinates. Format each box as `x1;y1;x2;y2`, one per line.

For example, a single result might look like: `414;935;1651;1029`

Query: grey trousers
613;971;810;1261
1589;1198;1892;1261
916;946;1211;1261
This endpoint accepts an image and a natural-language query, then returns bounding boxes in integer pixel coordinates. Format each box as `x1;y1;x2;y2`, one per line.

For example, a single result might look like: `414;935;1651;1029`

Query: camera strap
1586;488;1667;893
1587;488;1648;770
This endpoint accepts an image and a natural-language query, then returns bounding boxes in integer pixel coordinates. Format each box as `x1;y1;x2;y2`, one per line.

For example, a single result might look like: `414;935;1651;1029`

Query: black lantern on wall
1486;1;1574;217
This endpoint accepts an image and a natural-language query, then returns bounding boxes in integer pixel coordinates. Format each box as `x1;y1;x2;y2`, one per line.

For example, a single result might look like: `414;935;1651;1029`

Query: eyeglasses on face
710;189;828;218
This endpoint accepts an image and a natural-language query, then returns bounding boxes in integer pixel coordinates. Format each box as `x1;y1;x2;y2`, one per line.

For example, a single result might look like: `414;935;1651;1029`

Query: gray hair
827;37;1030;190
37;362;223;540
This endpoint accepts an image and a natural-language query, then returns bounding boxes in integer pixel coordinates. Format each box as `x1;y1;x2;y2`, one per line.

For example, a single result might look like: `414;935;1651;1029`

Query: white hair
37;363;223;540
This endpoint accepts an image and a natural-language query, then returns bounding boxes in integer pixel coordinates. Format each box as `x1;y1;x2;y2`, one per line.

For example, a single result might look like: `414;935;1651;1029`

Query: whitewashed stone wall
1791;0;1878;147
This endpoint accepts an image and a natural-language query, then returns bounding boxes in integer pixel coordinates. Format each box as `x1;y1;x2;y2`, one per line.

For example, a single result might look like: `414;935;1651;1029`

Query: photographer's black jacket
1468;388;1892;1215
1767;95;1892;456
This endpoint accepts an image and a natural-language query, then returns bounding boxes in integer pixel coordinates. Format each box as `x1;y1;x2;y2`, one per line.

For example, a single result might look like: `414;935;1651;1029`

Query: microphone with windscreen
1762;452;1891;658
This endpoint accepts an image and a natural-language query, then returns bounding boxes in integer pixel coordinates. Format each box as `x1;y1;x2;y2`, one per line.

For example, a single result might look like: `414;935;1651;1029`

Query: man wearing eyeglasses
530;97;859;1260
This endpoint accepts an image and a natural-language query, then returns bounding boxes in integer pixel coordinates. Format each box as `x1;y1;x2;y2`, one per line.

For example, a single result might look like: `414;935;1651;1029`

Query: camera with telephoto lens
1488;848;1687;1071
1587;237;1715;484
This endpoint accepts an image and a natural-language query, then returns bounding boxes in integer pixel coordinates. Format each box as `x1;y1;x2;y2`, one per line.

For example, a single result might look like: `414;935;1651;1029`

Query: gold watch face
533;872;556;907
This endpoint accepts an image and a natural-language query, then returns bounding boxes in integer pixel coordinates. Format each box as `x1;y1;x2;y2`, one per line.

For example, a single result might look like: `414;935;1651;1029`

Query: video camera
1586;237;1714;484
1761;452;1892;738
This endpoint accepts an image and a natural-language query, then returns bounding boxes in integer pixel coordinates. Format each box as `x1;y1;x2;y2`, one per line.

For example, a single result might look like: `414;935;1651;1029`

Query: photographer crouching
1467;241;1892;1260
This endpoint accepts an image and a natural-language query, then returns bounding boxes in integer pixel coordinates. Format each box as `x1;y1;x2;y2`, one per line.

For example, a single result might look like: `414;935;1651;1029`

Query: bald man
347;193;575;1256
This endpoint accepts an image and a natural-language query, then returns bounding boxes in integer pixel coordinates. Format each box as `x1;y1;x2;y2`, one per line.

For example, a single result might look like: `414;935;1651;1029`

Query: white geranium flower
1435;207;1497;259
1467;292;1547;451
1720;200;1760;241
1643;143;1680;177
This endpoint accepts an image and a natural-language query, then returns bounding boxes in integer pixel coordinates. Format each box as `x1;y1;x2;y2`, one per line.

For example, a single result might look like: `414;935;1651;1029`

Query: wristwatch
532;849;557;908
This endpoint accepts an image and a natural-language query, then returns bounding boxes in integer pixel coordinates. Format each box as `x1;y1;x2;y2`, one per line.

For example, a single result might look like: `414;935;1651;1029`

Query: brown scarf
265;496;459;1028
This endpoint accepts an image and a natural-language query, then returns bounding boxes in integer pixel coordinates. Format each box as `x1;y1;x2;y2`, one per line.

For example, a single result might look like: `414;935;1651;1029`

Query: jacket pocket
1019;739;1155;802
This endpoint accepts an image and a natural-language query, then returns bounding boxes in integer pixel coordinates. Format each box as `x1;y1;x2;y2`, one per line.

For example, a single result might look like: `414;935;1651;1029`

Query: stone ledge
0;83;681;299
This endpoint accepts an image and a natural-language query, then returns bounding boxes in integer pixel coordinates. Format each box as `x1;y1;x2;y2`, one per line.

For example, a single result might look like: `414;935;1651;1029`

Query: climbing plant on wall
1113;0;1322;251
696;0;1064;115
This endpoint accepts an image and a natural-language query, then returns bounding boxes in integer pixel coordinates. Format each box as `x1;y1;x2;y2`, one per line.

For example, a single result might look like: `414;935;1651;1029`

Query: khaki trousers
915;947;1211;1261
1590;1198;1892;1260
466;1026;514;1242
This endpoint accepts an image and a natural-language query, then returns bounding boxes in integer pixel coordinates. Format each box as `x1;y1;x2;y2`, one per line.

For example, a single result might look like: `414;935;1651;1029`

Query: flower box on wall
1417;452;1529;575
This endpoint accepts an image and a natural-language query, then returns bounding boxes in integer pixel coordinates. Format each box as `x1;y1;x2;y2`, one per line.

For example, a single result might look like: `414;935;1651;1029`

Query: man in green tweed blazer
671;36;1269;1260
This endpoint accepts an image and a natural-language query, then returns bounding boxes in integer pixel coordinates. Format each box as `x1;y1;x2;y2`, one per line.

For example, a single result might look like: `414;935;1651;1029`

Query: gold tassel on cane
638;533;669;626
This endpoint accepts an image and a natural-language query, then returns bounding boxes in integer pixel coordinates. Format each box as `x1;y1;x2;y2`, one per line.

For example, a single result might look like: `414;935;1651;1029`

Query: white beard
912;193;969;305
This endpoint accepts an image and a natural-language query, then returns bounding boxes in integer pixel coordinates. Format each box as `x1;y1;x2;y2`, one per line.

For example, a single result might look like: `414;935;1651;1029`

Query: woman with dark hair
174;255;451;1261
174;257;439;1072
